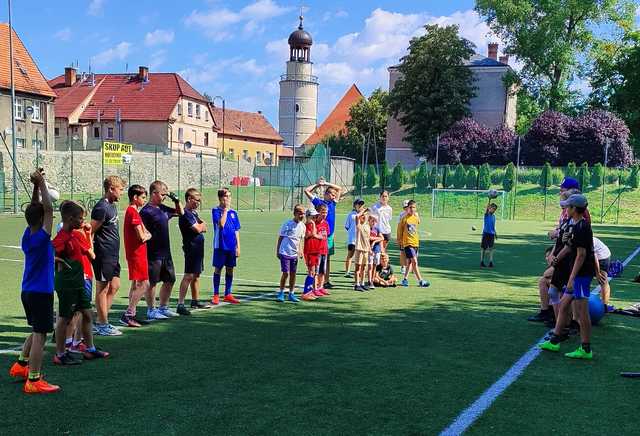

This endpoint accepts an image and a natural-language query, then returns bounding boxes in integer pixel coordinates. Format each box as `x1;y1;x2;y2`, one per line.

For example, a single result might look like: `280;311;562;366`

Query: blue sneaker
401;279;409;287
287;292;300;303
419;280;431;288
276;290;285;303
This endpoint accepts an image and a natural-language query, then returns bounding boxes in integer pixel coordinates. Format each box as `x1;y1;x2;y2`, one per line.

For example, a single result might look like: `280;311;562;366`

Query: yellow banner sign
103;142;133;166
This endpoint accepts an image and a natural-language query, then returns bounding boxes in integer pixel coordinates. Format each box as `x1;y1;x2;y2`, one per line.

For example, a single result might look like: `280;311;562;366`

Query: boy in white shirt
370;191;393;252
344;199;364;278
275;204;306;303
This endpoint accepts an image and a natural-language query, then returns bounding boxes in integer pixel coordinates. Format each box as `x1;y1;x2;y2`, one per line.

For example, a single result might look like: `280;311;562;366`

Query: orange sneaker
211;295;220;305
302;292;317;301
223;294;240;304
23;378;60;394
9;362;29;379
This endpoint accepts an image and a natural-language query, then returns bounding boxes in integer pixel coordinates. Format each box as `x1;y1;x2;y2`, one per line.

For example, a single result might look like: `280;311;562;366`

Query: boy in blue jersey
480;201;498;268
9;169;60;394
211;188;241;305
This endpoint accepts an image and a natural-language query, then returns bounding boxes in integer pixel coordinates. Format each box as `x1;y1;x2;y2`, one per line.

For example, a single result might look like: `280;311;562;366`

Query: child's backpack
608;260;624;278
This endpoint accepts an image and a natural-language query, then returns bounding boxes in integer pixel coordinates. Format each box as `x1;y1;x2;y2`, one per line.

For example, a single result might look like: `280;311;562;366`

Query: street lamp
212;96;225;187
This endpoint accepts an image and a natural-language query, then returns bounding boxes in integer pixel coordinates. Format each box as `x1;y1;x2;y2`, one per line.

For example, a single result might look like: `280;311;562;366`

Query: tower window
295;104;300;113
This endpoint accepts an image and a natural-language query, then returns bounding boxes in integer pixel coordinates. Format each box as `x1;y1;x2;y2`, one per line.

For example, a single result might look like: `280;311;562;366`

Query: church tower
278;15;319;148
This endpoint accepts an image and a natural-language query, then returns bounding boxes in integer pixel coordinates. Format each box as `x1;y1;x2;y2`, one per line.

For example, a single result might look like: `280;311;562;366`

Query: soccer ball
487;189;499;199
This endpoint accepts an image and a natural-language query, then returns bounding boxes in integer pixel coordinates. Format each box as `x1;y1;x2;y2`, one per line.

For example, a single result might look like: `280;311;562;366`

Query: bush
478;163;491;189
466;166;478;189
523;111;571;165
605;170;620;185
379;161;391;189
453;163;467;188
442;164;452;188
390;163;405;191
429;166;440;188
366;165;379;188
415;162;429;191
591;163;604;188
551;168;564;185
353;166;364;191
518;167;542;184
539;163;553;188
491;168;505;185
566;162;577;179
503;163;516;192
577;162;590;190
627;165;640;189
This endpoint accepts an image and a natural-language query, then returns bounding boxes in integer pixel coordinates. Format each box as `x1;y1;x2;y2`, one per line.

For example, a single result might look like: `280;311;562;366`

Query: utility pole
9;0;18;213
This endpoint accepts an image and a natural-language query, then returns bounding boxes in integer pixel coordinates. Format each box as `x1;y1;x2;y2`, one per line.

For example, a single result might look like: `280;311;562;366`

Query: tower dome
288;16;312;62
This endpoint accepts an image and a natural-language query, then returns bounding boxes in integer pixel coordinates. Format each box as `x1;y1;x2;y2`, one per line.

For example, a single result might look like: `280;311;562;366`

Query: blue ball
589;293;605;325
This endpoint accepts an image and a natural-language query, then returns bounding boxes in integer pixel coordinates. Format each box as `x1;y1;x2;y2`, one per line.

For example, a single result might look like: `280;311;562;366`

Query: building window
295;103;300;113
54;127;60;137
196;104;201;119
107;127;114;139
192;130;197;145
16;138;25;148
32;139;43;149
177;103;182;116
242;150;249;161
187;102;193;117
178;127;183;142
256;151;262;163
31;102;42;121
94;127;100;138
204;132;209;146
205;111;209;122
228;148;234;157
15;98;24;119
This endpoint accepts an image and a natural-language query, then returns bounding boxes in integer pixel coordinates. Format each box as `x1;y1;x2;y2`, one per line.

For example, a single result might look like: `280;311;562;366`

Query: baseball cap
559;194;588;208
560;177;580;190
353;198;365;207
305;208;319;217
402;200;410;208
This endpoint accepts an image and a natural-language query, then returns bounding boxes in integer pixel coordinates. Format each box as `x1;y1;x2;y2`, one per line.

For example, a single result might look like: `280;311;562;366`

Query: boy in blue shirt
275;204;306;302
211;188;241;305
9;169;60;394
480;201;498;268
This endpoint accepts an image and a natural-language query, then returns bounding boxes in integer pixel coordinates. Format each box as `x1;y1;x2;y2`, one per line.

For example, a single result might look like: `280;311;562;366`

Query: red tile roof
0;23;55;98
304;84;364;145
210;105;283;143
49;72;209;121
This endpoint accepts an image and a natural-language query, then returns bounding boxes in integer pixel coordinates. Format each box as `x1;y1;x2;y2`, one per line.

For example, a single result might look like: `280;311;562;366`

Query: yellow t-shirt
398;214;420;248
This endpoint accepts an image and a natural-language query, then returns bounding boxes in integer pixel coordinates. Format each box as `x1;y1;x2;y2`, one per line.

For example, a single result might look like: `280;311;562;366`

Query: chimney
499;55;509;65
65;67;77;87
488;43;499;61
257;110;262;114
138;66;149;82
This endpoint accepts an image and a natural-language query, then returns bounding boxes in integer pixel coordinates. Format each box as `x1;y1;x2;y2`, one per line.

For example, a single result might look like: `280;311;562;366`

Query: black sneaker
488;262;494;268
190;300;209;309
528;310;551;322
132;316;150;325
633;274;640;283
53;351;82;365
480;262;486;268
176;304;191;316
324;282;335;289
354;285;365;292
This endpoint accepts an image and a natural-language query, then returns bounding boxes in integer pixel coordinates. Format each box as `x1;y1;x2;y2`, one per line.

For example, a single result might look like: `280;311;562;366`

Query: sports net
431;189;507;220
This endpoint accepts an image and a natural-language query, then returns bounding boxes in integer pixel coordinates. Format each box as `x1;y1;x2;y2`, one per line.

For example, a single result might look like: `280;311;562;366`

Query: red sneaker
312;290;325;297
23;378;60;394
211;295;220;305
9;362;29;380
223;294;240;304
302;292;317;301
317;288;330;296
69;342;88;354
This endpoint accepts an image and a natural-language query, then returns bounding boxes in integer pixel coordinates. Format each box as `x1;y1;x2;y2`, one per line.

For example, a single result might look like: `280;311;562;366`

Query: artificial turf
0;210;639;435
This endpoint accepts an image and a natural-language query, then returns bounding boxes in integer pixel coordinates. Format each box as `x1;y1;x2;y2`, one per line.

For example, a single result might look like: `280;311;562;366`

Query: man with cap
344;198;365;277
540;194;596;360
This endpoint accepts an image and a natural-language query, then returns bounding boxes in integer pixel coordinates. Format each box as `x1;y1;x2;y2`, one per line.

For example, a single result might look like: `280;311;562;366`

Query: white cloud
91;42;132;67
148;50;167;70
234;59;266;76
185;0;292;40
323;10;349;22
88;0;105;16
265;38;289;55
179;57;266;86
144;29;175;46
54;28;72;42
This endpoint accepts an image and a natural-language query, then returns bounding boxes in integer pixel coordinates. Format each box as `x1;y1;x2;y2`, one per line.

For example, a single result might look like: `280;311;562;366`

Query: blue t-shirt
140;203;176;260
179;208;205;255
212;207;241;252
21;227;54;293
483;213;496;235
344;211;357;245
312;196;337;236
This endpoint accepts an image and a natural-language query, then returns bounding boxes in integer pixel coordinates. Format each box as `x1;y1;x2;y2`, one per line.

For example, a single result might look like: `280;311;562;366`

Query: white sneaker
95;323;123;336
158;306;179;318
400;266;406;275
147;308;168;321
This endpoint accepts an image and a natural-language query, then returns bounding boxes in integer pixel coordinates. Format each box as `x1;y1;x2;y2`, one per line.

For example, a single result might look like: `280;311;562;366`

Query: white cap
305;208;319;217
402;200;410;208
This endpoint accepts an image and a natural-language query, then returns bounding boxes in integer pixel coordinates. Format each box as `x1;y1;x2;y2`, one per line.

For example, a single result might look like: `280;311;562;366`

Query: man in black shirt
91;176;125;336
540;194;595;360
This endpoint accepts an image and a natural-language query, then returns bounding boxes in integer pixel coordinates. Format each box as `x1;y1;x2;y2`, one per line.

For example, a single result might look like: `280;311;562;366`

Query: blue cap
560;177;580;190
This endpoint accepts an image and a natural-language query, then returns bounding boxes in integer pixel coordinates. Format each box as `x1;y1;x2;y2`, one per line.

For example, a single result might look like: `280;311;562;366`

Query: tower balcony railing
280;73;319;83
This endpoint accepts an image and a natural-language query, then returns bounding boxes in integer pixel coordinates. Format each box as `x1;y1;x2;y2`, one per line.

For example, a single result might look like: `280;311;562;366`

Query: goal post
431;189;507;220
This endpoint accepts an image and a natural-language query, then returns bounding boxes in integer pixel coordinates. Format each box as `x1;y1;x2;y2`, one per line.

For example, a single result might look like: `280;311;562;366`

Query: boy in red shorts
314;204;331;296
120;185;152;327
302;208;323;301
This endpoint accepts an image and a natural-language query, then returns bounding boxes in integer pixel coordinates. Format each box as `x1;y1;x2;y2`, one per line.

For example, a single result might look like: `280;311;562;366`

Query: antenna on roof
125;62;128;73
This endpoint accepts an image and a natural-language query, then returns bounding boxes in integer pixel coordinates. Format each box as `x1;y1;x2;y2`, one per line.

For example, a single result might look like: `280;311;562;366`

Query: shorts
354;249;368;265
92;258;121;282
328;234;335;256
305;253;320;268
184;252;204;275
280;255;298;274
318;254;328;275
347;244;355;252
368;252;381;266
127;255;149;281
551;264;570;290
56;283;92;319
148;257;176;286
382;233;391;242
566;276;592;300
481;233;495;249
404;246;419;259
21;292;54;334
599;257;610;275
213;249;237;269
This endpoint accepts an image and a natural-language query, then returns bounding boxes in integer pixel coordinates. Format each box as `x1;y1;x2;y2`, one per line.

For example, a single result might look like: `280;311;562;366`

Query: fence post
281;161;286;211
236;157;240;210
543;168;547;221
253;162;257;211
70;139;74;200
268;162;272;211
154;144;158;181
101;143;105;190
177;147;181;200
200;152;203;193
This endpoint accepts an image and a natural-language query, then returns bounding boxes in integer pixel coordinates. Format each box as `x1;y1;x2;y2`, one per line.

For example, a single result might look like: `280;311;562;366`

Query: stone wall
1;149;253;196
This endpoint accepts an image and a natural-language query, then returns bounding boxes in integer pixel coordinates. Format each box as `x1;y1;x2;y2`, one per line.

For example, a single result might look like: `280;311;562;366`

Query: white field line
440;244;640;436
0;244;20;249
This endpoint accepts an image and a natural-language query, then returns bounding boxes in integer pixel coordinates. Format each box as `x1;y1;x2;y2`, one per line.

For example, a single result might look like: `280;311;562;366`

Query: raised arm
32;171;53;235
304;182;321;201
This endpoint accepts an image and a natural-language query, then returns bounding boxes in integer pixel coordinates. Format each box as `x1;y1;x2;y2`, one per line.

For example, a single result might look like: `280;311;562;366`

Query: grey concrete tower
278;15;319;148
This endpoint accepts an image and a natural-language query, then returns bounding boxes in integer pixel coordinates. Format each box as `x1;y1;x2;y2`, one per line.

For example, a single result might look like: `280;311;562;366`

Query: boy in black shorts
480;201;497;267
9;169;59;394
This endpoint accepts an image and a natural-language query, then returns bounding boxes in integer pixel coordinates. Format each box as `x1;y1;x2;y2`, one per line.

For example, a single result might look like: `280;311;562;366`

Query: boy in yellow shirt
397;200;430;288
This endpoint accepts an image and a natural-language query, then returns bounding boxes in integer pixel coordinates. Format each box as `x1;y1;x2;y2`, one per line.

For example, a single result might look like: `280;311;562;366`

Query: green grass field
1;211;640;435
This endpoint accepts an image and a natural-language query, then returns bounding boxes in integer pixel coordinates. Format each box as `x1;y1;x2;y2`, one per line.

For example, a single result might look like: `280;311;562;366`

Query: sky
6;0;524;128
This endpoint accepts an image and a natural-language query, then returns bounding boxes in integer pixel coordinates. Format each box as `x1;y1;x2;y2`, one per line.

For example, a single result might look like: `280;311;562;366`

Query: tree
591;163;604;188
353;165;364;191
453;163;467;188
577;162;591;190
566;162;577;179
429;166;440;188
390;163;405;191
438;118;516;165
415;162;429;192
442;164;452;188
366;165;379;189
379;161;391;190
478;164;492;189
345;88;389;165
476;0;636;111
466;165;479;189
503;162;516;191
388;24;476;157
628;165;640;189
539;162;553;188
522;111;572;165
